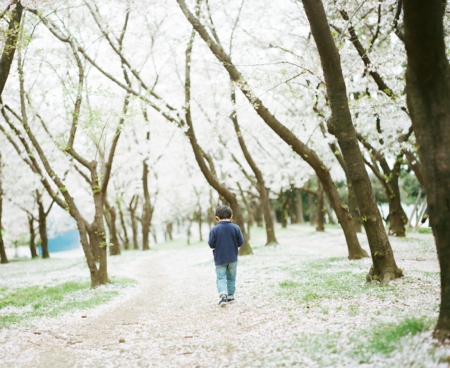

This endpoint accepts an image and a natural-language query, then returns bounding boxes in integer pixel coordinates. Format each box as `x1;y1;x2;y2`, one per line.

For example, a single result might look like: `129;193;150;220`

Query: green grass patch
277;257;398;304
418;228;433;234
367;317;430;355
0;278;135;329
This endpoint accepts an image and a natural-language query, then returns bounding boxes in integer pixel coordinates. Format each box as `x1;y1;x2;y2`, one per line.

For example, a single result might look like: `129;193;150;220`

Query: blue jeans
215;262;237;297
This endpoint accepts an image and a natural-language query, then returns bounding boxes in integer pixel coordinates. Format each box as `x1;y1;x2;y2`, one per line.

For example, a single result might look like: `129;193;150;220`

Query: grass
277;257;389;304
0;278;136;329
367;317;430;355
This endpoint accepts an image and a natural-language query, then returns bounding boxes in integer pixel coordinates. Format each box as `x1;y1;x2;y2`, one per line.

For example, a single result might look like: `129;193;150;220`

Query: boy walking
208;205;245;307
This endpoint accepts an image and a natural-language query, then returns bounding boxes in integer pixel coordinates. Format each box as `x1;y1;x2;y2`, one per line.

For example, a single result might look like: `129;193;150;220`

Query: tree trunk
151;226;158;244
166;222;173;241
28;215;38;258
87;225;100;262
0;2;23;97
90;168;109;287
296;189;305;224
36;192;50;259
253;200;264;227
0;157;7;264
129;195;139;250
386;169;408;237
289;190;298;224
316;184;325;232
104;201;121;256
117;200;130;250
197;207;203;241
403;0;450;340
348;181;362;233
407;189;423;228
308;193;317;226
279;191;289;229
302;0;399;277
142;156;152;251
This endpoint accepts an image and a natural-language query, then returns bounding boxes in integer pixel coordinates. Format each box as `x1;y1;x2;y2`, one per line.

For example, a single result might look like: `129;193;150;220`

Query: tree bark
176;0;365;259
0;2;23;96
129;195;139;250
87;225;100;262
0;155;7;264
27;215;38;258
166;222;173;241
142;146;153;251
301;0;400;279
117;200;130;250
308;193;317;226
316;183;325;232
36;191;50;259
296;189;305;224
104;199;121;256
386;164;408;237
403;0;450;340
348;181;362;232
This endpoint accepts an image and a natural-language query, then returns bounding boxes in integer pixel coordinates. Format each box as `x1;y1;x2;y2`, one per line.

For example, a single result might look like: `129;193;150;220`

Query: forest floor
0;224;449;367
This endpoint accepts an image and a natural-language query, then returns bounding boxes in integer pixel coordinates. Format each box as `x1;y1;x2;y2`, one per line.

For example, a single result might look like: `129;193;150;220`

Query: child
208;205;245;307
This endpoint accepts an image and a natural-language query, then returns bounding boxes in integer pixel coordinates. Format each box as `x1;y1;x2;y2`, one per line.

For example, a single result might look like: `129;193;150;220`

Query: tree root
366;265;403;285
433;328;450;343
348;249;370;260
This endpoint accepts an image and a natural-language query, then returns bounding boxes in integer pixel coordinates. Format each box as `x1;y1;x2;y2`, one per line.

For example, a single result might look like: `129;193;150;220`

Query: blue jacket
208;221;245;265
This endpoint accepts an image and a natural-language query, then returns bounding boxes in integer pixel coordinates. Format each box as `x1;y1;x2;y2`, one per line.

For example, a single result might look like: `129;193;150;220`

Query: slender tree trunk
28;215;38;258
0;157;7;264
197;207;203;241
407;189;423;228
237;182;253;240
403;0;450;340
36;192;50;259
296;189;305;224
289;189;298;224
142;156;152;251
129;195;139;250
104;201;121;256
308;194;317;226
316;183;325;232
302;0;399;277
386;174;408;237
279;191;289;229
117;200;130;250
166;222;173;241
253;200;264;227
151;226;158;244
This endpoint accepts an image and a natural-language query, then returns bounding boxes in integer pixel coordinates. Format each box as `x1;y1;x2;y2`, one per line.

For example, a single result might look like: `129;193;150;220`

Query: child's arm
237;228;244;247
208;229;216;249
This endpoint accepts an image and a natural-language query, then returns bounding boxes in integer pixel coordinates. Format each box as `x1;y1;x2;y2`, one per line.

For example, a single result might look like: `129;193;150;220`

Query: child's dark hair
215;205;233;219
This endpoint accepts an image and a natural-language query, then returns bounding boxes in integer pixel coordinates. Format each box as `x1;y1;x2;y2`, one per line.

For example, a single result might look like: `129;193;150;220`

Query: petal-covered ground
0;225;448;367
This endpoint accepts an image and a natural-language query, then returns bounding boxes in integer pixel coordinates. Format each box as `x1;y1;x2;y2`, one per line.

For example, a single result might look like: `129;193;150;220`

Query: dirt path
0;226;439;367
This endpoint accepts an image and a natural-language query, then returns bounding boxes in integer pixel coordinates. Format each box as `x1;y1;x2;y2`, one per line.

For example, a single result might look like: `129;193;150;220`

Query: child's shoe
219;294;228;307
227;296;235;303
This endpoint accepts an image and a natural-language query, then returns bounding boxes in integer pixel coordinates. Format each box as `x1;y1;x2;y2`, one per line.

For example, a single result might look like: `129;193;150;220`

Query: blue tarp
38;229;81;254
